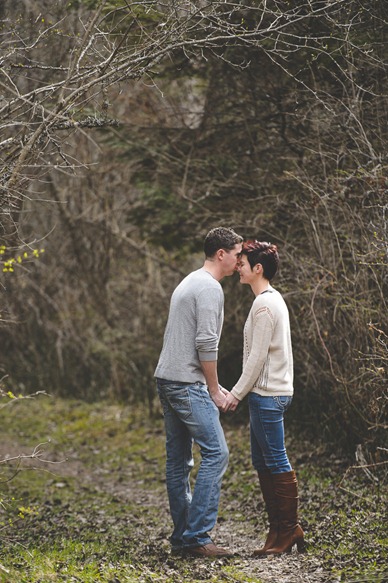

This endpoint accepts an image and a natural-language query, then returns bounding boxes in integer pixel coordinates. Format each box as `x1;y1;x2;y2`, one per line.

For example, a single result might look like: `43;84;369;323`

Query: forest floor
0;396;386;583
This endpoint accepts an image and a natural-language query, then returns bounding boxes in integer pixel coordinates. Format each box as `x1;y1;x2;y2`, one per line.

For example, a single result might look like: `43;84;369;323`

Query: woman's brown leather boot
253;471;278;556
265;470;306;555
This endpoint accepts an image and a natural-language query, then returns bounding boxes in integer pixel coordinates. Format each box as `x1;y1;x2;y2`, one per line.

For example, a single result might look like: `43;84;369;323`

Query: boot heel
296;537;307;553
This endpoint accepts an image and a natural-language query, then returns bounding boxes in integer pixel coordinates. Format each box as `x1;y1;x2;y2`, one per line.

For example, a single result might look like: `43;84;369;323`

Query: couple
155;227;305;558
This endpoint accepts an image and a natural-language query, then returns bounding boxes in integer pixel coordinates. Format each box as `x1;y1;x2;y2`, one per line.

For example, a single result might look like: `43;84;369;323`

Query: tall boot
265;470;306;554
253;471;278;556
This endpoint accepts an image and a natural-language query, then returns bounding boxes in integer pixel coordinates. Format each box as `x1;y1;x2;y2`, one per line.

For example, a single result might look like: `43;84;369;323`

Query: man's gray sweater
154;268;224;384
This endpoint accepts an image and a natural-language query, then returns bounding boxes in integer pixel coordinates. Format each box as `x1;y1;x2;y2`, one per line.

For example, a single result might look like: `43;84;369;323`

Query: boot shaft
264;470;305;554
253;471;278;556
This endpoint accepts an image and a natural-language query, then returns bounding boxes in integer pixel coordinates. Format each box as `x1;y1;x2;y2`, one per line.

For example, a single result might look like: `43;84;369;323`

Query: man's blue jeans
156;379;229;549
249;393;293;474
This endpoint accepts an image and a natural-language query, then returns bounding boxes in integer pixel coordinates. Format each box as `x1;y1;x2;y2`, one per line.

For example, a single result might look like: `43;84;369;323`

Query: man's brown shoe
184;542;233;558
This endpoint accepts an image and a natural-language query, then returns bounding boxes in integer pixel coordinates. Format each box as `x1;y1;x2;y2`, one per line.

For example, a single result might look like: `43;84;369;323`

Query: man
155;227;243;558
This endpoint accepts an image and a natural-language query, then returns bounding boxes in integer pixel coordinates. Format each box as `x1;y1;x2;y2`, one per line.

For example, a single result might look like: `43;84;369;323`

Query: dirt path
1;441;331;582
38;442;332;583
2;402;385;583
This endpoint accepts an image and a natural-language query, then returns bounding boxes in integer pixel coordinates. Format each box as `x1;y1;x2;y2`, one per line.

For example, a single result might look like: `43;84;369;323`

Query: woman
224;240;305;555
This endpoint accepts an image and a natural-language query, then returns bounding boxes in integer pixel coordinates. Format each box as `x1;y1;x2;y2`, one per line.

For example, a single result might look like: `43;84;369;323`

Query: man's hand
223;392;240;412
210;388;227;410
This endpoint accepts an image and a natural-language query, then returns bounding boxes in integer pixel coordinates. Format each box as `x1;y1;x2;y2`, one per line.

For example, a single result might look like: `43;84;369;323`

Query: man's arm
200;360;227;410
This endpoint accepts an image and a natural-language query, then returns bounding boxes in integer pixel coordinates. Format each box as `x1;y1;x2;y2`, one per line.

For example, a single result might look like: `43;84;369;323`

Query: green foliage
0;246;45;274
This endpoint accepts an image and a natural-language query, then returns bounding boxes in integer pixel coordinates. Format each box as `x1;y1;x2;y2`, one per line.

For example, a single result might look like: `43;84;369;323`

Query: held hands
211;385;240;413
223;391;240;412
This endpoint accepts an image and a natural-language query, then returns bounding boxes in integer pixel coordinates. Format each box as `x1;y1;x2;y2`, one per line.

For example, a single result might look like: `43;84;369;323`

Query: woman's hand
223;392;240;412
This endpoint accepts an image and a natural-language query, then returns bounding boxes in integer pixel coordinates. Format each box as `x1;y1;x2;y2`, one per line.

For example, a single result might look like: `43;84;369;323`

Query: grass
0;395;387;583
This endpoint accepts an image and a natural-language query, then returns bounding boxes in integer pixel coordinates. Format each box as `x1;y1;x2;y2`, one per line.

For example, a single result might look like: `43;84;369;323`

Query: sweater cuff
198;350;218;362
231;389;243;401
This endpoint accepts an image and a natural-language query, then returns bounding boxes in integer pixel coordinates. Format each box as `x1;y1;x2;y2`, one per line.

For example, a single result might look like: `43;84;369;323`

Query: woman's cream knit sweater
231;287;294;401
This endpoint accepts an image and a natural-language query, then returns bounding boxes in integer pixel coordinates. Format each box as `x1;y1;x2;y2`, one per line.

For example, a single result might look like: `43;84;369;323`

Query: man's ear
216;248;225;260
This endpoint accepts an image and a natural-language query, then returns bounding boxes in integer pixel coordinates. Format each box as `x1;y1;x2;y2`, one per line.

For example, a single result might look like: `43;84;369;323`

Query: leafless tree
0;0;386;445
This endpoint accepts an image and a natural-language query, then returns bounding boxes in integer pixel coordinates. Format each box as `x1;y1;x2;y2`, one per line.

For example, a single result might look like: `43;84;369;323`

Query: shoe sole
183;550;234;558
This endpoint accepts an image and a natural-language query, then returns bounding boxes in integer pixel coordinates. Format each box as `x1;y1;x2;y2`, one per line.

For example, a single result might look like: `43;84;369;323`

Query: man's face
222;243;243;276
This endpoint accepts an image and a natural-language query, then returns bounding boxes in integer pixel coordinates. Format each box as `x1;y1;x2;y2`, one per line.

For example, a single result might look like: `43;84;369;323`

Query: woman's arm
231;306;274;401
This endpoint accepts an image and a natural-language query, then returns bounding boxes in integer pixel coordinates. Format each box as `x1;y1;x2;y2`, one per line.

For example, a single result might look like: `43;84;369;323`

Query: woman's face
237;255;256;285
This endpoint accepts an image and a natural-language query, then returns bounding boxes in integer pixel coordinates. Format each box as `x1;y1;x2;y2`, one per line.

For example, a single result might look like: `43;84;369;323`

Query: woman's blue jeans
156;379;229;549
249;393;293;474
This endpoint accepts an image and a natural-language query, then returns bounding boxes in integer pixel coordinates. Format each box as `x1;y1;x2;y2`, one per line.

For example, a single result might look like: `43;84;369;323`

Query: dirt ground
42;445;330;583
1;401;386;583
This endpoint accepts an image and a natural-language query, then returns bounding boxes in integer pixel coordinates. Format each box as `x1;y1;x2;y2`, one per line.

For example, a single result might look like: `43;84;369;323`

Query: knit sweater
154;268;224;384
231;286;294;400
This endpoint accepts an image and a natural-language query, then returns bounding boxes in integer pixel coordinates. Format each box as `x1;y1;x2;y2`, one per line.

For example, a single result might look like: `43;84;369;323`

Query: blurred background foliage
0;0;386;454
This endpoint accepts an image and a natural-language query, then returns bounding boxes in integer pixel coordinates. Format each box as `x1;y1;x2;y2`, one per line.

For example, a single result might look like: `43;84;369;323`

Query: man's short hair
204;227;243;258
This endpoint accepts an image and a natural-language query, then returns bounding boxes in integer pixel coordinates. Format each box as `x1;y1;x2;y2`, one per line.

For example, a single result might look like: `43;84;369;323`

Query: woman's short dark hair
241;240;279;281
204;227;243;258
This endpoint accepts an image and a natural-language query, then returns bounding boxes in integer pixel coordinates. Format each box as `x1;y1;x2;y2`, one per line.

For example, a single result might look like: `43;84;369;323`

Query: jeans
249;393;293;474
156;379;229;548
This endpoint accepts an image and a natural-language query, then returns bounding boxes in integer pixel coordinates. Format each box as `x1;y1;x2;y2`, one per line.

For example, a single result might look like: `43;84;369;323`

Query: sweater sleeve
231;306;274;401
195;287;224;362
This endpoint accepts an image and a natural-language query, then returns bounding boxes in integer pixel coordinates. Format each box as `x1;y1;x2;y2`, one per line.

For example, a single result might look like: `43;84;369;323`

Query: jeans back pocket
273;395;292;411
